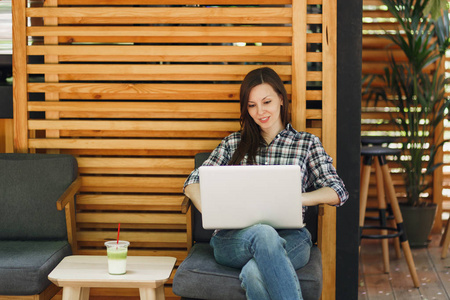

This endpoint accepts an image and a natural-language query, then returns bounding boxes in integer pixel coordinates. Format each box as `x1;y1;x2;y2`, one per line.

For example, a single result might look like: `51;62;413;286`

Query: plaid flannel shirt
184;123;349;209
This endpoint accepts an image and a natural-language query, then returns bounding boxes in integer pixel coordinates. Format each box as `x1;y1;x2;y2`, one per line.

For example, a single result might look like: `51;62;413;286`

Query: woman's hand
185;183;202;213
301;187;340;206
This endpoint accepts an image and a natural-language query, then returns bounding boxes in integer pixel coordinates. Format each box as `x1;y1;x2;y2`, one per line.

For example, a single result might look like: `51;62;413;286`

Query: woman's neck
261;124;284;145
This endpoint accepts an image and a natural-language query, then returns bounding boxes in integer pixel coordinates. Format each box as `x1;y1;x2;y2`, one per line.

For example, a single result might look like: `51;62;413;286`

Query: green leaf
374;0;450;205
424;0;449;20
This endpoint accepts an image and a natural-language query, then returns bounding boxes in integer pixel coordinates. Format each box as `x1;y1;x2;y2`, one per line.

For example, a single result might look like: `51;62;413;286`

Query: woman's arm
188;181;339;211
301;186;340;206
304;135;349;206
185;183;202;213
182;134;236;214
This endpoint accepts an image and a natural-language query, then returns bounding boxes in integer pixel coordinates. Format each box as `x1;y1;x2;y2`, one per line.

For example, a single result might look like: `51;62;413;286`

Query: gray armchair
0;153;80;299
173;153;323;300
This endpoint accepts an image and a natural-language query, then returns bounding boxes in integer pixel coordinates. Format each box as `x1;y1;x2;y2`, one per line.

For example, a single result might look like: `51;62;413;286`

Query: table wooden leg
139;285;165;300
80;287;90;300
61;286;90;300
62;287;81;300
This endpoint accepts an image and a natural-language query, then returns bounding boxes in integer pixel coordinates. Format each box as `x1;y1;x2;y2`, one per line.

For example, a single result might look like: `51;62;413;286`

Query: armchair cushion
0;153;78;240
0;240;71;295
174;243;322;300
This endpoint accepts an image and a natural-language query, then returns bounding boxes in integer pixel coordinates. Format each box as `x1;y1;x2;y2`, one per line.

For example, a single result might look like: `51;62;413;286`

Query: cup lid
105;240;130;247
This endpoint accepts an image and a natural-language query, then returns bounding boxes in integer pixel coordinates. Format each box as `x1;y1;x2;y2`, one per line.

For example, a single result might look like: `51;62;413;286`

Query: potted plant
372;0;450;247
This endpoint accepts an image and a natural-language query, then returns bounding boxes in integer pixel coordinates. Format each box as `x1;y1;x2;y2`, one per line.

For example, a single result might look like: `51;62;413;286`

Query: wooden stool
360;146;420;288
360;136;402;264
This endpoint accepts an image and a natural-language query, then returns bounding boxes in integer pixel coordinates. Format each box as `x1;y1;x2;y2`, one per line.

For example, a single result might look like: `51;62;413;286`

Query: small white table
48;255;176;300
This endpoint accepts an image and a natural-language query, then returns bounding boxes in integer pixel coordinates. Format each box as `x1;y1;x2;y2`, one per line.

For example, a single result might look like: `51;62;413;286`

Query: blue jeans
210;224;312;300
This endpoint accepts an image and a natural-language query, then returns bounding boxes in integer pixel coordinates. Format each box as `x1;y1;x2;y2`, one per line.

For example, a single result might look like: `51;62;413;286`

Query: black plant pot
400;203;437;248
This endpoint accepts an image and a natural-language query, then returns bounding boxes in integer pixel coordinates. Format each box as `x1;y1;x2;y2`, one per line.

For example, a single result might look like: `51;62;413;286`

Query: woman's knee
250;224;280;241
248;224;286;253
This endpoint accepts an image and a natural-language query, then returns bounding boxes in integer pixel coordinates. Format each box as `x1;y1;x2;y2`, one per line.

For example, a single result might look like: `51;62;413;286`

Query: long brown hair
228;67;289;165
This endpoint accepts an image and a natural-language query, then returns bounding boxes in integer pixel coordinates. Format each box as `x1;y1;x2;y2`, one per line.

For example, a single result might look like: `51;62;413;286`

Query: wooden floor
359;234;450;299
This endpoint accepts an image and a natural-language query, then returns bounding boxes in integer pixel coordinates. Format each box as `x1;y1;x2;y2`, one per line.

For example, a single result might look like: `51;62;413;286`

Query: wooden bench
12;1;338;298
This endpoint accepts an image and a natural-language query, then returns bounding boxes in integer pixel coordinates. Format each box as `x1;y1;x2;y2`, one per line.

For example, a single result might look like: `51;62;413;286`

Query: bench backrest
0;154;77;240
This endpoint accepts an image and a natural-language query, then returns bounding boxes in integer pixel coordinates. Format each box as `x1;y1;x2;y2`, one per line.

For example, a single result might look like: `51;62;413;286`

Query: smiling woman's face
247;83;284;139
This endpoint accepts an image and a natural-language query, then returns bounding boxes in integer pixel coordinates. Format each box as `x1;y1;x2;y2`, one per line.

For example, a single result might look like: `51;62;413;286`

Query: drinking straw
116;223;121;245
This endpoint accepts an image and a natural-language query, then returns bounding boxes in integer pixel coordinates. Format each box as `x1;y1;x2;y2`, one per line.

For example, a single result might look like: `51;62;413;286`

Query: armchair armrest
55;176;81;253
181;196;191;214
56;177;82;211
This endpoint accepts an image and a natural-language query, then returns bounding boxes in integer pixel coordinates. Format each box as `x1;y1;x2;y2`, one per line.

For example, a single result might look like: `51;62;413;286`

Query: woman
184;67;348;300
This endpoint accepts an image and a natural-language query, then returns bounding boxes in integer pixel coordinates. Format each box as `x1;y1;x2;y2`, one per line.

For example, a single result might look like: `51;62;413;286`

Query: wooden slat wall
361;0;446;231
13;1;337;299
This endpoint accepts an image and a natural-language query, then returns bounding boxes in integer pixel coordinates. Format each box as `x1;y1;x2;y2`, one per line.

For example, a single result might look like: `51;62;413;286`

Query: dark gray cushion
0;153;77;240
0;241;72;295
173;243;322;300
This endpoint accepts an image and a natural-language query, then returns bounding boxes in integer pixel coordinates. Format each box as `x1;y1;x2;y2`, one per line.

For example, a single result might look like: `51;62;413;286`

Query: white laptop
199;165;303;229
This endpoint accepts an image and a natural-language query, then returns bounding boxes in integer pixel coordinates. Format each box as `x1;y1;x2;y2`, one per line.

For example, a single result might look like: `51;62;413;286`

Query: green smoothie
107;247;127;259
105;241;129;274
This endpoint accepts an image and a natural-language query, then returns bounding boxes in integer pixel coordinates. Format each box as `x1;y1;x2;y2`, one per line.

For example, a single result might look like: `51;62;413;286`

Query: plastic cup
105;240;130;275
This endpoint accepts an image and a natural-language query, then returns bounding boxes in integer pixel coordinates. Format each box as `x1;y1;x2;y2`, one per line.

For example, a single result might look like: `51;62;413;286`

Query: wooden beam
12;0;28;152
320;0;338;299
